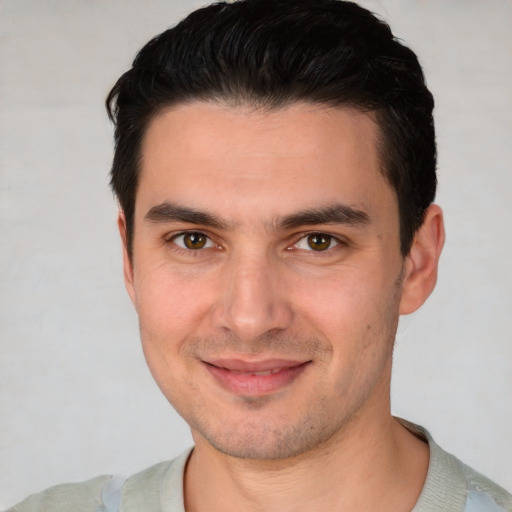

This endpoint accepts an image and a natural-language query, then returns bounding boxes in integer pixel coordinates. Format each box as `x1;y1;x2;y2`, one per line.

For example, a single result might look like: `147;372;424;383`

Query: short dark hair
106;0;436;256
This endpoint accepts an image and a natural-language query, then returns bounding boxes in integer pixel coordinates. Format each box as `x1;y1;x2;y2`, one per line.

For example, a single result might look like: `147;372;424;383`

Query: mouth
202;358;311;396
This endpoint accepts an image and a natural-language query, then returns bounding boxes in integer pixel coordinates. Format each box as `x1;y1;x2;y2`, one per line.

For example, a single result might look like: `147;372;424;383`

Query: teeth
229;368;283;376
251;368;282;376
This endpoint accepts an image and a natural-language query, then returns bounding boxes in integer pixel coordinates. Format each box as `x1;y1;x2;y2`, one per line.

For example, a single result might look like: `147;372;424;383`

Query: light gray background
1;0;511;508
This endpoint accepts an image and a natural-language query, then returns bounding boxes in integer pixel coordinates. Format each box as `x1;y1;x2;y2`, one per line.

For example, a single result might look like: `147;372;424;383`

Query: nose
211;253;294;342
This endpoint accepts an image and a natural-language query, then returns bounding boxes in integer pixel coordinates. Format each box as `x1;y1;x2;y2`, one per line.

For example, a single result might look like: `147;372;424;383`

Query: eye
171;232;215;250
294;233;340;252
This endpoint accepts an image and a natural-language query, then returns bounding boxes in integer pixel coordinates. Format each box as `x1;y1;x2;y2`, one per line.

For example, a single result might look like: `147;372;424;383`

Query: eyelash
166;230;347;255
291;232;343;253
167;231;219;254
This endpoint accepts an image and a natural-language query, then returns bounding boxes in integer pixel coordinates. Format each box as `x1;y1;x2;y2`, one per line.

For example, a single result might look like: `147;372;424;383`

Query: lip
203;358;311;396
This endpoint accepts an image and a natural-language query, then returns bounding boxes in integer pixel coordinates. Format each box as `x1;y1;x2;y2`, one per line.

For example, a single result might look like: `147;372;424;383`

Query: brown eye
183;232;207;249
172;232;213;250
293;233;340;252
306;234;332;251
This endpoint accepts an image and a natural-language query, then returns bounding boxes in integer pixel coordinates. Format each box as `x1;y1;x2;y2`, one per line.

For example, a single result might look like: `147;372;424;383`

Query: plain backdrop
1;0;511;508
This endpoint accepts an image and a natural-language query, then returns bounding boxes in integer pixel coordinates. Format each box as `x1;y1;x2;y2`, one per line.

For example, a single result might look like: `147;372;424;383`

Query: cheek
290;265;401;367
133;266;216;353
134;270;210;404
291;269;388;328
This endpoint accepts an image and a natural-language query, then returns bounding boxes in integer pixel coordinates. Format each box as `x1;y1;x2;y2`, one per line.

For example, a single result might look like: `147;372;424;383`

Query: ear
399;204;445;315
118;211;137;307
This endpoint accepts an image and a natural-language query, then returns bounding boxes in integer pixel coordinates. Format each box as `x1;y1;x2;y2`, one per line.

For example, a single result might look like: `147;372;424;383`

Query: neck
184;413;429;512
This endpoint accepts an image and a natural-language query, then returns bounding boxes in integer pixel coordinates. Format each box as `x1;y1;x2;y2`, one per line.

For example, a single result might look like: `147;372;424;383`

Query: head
106;0;437;259
106;0;444;461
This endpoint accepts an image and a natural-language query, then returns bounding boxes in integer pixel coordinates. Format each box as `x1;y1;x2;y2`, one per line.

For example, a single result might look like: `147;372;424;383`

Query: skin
119;101;445;511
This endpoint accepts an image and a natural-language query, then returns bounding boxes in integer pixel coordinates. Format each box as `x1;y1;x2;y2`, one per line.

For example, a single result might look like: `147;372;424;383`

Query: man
8;0;511;511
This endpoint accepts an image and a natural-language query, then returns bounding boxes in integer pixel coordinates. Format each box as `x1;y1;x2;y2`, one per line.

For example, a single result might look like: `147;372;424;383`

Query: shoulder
5;450;191;512
403;420;512;512
458;461;512;512
118;451;188;512
5;474;111;512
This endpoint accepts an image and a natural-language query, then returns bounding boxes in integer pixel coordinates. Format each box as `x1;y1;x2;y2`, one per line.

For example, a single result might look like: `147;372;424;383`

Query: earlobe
399;204;445;315
118;211;137;307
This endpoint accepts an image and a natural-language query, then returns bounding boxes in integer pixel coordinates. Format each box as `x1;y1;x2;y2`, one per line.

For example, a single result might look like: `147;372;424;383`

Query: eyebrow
278;204;370;229
144;201;370;231
144;202;232;230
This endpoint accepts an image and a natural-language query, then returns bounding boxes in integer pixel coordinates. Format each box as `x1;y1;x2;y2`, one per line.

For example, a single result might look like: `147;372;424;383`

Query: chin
192;413;339;461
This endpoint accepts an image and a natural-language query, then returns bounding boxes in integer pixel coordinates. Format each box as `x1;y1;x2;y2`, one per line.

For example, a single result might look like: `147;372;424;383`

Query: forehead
137;101;395;221
143;101;379;165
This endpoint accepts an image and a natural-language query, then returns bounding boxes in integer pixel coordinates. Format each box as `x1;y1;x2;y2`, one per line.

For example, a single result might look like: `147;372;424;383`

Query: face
122;102;410;460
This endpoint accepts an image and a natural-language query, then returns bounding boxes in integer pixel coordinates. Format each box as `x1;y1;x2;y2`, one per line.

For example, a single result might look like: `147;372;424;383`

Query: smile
203;359;311;396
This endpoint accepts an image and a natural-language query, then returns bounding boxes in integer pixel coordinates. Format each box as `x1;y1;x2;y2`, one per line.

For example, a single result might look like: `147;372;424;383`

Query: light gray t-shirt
7;425;512;512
